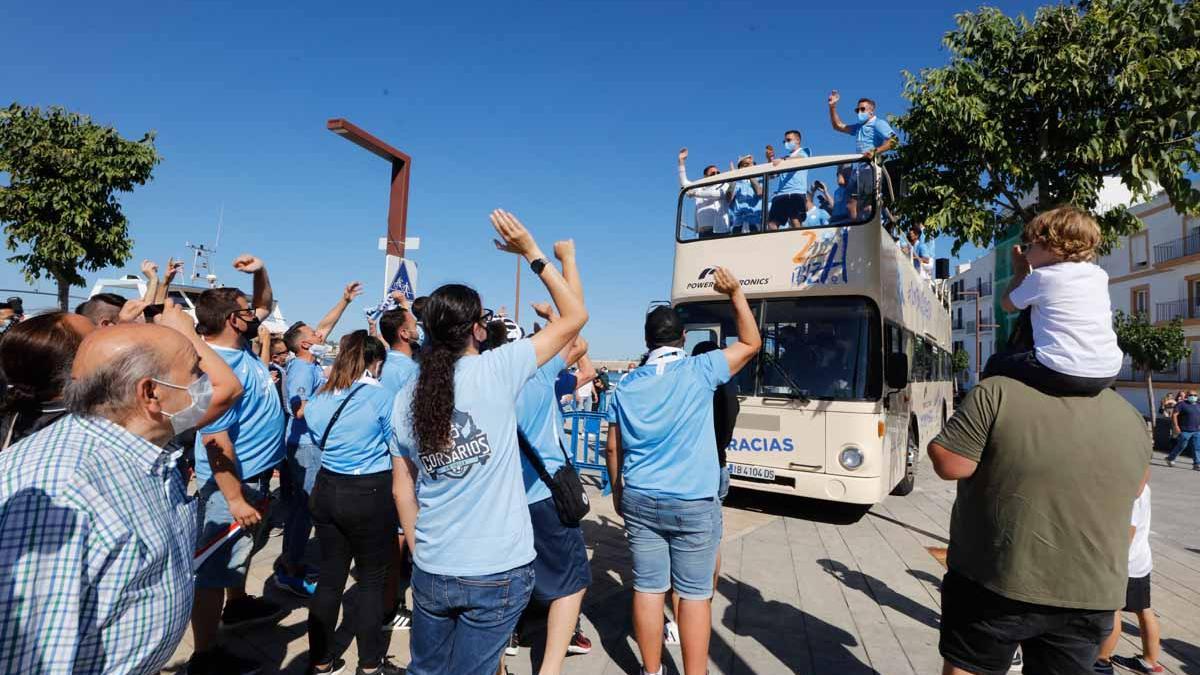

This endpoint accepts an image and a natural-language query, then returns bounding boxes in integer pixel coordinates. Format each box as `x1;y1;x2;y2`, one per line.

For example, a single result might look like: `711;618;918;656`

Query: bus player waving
605;267;761;675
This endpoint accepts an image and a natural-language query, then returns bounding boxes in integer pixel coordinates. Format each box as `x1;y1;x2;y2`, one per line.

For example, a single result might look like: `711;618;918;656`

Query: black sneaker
382;605;413;631
505;631;520;656
186;647;263;675
1093;659;1115;675
310;658;347;675
356;657;405;675
220;595;286;630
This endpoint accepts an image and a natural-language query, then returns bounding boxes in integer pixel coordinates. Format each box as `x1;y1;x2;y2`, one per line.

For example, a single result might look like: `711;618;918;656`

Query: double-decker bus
672;154;953;504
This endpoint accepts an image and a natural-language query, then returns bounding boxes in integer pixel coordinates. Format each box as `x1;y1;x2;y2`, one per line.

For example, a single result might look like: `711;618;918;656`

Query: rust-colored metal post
326;119;411;258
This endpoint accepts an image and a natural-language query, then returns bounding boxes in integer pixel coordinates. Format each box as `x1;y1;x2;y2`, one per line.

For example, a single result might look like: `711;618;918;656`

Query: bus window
759;297;881;401
677;160;877;242
676;301;762;396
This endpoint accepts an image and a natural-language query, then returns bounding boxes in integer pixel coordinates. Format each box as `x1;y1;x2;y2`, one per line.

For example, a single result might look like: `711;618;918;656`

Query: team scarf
644;346;686;375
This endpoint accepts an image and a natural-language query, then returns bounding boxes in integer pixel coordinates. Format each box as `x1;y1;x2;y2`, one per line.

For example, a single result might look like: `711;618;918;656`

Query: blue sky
1;0;1039;357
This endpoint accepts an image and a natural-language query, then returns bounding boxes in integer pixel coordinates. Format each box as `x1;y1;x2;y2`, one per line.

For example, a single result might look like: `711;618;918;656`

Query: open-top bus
672;154;953;504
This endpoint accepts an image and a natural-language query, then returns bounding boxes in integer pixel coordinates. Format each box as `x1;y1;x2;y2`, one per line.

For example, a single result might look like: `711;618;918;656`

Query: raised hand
343;282;364;303
389;290;410;309
712;267;741;297
765;144;776;162
490;209;538;257
157;302;199;338
1011;244;1029;273
531;302;556;321
165;258;184;278
553;239;575;261
141;259;158;279
232;254;264;274
117;298;149;324
257;322;271;343
828;90;840;107
678;147;688;164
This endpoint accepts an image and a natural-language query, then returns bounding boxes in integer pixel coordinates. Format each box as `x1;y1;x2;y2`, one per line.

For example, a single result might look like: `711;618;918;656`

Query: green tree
894;0;1200;252
0;104;160;310
1113;311;1189;423
952;348;970;375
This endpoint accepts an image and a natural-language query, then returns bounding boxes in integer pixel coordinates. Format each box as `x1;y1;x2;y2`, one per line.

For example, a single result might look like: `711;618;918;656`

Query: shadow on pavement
818;559;941;631
1161;638;1200;674
722;487;870;525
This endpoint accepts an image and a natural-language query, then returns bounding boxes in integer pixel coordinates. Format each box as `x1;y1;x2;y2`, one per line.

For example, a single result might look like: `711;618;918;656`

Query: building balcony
966;320;976;333
1155;298;1200;323
952;319;964;330
976;281;993;297
1153;231;1200;265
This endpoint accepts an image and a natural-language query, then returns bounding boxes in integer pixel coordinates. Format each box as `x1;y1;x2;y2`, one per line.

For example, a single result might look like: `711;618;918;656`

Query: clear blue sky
1;0;1039;358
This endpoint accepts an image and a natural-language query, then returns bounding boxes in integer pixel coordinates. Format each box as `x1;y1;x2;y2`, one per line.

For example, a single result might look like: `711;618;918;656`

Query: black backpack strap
318;384;366;450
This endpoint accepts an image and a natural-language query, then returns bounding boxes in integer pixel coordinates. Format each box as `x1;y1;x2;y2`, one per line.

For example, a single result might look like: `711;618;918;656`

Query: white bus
672;154;953;504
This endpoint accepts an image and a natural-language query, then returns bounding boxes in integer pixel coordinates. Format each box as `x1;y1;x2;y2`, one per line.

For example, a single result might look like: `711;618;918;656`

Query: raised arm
314;282;364;339
257;323;272;366
1000;245;1031;314
828;90;850;134
491;210;588;366
155;258;183;304
156;302;243;427
141;259;159;302
713;267;762;375
232;254;274;322
678;147;691;188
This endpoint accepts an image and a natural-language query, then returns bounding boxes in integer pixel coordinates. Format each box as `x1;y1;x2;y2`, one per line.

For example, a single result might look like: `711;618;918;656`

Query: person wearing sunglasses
828;90;898;220
390;210;588;675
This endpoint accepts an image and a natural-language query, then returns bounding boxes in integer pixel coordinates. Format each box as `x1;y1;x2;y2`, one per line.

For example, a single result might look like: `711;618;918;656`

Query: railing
952;318;964;330
1118;360;1200;383
966;320;976;333
1155;298;1200;323
976;281;993;297
1154;231;1200;264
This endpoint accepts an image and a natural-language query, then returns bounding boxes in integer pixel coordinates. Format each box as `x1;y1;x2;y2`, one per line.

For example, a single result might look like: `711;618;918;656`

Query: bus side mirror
935;258;951;280
886;352;909;390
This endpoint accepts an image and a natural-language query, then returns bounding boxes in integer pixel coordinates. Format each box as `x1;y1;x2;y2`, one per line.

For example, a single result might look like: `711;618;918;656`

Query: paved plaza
161;455;1200;674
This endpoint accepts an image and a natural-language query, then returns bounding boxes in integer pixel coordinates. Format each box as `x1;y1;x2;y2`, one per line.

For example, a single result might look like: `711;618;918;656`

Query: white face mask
308;343;331;358
153;373;213;435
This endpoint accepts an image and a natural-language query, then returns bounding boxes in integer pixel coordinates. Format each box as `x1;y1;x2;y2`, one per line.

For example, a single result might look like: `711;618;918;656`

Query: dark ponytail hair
319;330;386;394
411;284;482;457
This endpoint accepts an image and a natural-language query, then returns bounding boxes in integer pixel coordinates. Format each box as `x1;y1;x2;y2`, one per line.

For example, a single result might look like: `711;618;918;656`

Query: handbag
517;429;590;526
317;384;366;450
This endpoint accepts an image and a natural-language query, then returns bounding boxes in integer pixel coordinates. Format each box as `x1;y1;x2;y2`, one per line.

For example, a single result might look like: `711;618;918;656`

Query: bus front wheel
891;421;918;497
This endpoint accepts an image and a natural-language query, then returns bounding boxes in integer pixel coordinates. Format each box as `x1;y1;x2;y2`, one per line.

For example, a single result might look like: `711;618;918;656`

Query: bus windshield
678;297;881;401
676;159;879;242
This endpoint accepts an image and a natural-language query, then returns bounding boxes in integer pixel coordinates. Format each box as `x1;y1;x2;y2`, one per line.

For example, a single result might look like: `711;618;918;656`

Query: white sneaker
663;620;680;645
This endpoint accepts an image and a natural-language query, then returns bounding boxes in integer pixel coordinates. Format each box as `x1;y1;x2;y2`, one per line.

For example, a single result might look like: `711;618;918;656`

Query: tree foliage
1113;311;1189;372
0;103;160;309
894;0;1200;253
951;348;971;374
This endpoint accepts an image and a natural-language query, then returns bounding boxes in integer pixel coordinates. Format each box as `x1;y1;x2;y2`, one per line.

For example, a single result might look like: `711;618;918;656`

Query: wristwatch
530;258;549;275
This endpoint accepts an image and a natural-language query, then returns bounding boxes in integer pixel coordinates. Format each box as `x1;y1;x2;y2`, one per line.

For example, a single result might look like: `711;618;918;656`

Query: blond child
986;205;1123;395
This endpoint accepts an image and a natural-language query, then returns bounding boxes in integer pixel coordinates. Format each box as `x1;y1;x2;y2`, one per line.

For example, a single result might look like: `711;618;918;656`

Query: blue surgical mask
309;343;331;358
154;374;213;435
783;140;798;153
1189;396;1197;404
857;111;871;123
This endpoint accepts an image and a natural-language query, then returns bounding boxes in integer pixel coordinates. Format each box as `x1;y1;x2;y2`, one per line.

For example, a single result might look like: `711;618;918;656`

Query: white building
949;251;997;388
1099;189;1200;415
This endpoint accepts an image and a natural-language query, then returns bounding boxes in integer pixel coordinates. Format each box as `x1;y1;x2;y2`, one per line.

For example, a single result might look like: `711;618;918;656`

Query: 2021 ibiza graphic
420;409;492;480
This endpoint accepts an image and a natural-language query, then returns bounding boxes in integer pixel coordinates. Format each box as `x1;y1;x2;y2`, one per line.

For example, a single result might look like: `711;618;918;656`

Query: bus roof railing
679;153;869;192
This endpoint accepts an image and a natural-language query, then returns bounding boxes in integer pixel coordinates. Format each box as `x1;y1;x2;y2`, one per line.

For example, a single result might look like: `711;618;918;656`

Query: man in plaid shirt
0;308;240;674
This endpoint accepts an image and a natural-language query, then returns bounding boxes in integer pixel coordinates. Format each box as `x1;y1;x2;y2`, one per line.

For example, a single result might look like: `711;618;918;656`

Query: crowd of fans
0;210;757;675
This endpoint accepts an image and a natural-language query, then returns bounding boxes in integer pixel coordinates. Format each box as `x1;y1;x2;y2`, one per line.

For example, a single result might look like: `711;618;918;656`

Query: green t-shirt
933;377;1151;610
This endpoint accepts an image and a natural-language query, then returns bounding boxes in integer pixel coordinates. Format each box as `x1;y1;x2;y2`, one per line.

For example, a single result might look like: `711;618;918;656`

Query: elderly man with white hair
0;304;239;675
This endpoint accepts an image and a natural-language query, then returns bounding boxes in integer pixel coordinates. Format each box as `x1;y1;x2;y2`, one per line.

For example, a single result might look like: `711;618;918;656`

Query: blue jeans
1168;430;1200;466
621;488;722;600
195;471;272;589
408;563;534;675
282;442;322;568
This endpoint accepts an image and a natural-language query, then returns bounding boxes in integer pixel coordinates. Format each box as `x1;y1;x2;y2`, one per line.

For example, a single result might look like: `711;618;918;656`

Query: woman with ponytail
0;311;94;449
390;210;588;675
302;330;400;675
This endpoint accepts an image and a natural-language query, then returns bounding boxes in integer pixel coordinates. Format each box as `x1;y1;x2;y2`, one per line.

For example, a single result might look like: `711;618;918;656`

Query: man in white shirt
678;148;730;238
575;376;595;413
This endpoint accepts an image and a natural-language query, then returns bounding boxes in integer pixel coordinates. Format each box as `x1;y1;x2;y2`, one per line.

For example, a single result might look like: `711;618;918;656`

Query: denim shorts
529;497;592;603
621;488;722;600
195;471;272;589
718;465;731;503
409;563;534;675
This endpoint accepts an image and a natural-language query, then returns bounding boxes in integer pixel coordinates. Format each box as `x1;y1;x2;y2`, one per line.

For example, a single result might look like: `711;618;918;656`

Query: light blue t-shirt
804;207;831;227
773;147;811;196
913;241;934;270
305;377;395;475
846;116;896;154
731;179;763;221
516;355;569;505
606;349;731;499
380;350;419;394
390;339;538;576
196;344;286;484
285;357;325;447
832;186;851;220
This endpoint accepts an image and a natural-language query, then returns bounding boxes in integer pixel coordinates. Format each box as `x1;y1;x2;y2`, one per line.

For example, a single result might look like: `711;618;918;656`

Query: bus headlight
838;447;864;471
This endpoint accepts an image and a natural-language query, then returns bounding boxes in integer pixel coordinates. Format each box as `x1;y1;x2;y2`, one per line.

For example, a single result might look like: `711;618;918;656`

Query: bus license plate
729;463;775;481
